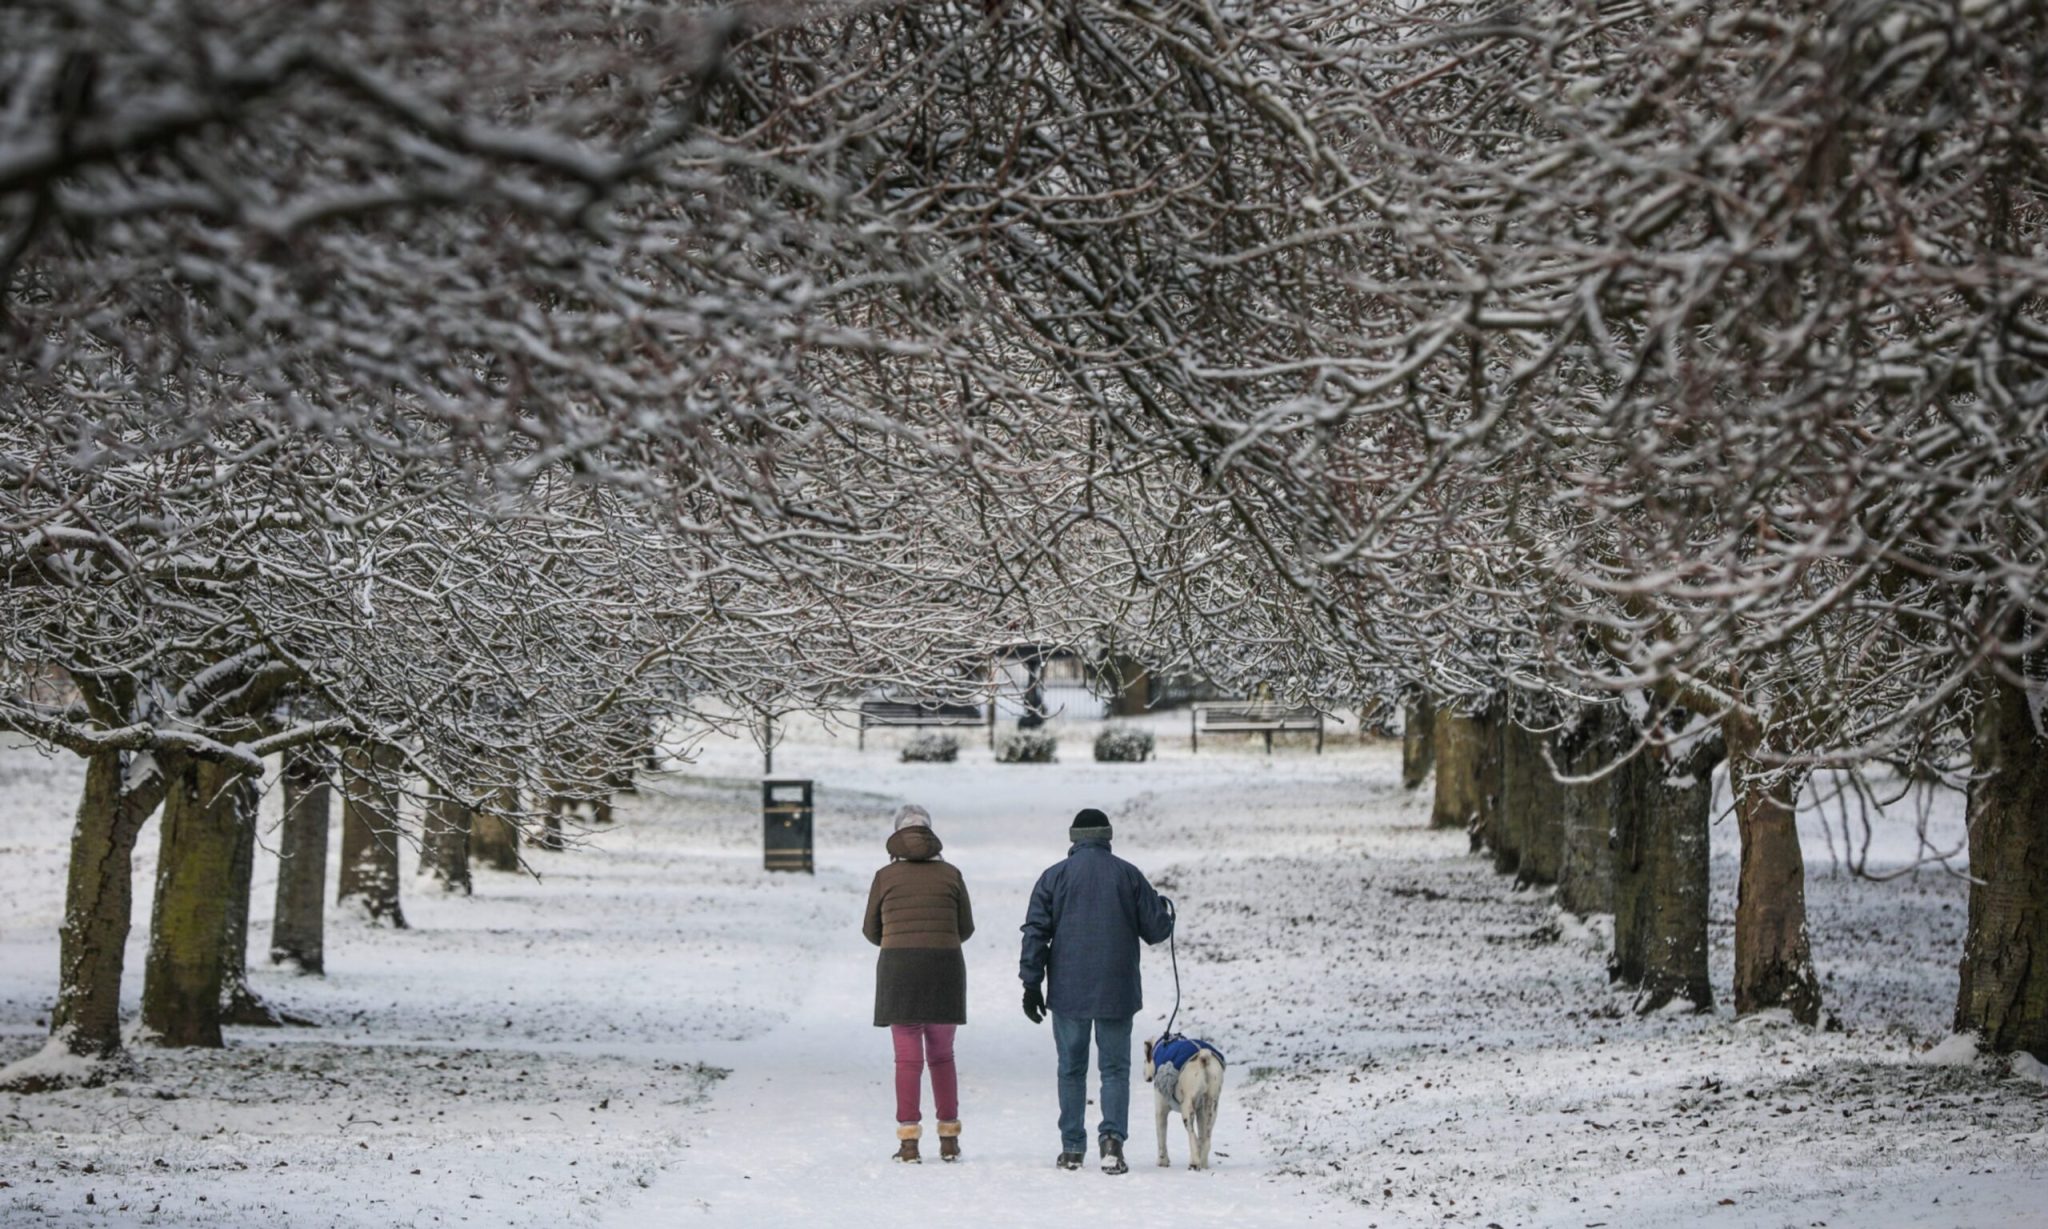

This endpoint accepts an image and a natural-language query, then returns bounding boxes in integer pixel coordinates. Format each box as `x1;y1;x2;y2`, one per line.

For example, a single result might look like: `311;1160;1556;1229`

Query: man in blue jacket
1019;807;1175;1174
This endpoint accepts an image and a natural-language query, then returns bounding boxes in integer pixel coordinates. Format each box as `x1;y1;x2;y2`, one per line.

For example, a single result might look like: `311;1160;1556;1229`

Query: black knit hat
1072;808;1111;831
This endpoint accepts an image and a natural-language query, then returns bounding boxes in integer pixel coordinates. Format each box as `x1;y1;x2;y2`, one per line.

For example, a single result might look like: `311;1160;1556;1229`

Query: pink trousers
890;1023;959;1124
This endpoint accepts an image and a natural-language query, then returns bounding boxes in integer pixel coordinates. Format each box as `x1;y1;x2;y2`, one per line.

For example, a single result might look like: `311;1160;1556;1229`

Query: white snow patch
1553;904;1613;954
0;1033;106;1090
1921;1031;1983;1065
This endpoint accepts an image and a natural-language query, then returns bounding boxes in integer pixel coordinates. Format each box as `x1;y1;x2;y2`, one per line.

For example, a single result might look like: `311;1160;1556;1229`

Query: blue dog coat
1151;1035;1226;1103
1152;1036;1225;1072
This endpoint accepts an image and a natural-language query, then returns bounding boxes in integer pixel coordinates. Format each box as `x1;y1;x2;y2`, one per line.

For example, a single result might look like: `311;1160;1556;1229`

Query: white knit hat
893;804;933;832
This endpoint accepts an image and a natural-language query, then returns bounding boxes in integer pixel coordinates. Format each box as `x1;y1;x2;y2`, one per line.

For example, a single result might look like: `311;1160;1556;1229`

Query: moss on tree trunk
1431;704;1496;839
47;752;160;1061
1956;660;2048;1058
216;773;288;1026
140;755;252;1047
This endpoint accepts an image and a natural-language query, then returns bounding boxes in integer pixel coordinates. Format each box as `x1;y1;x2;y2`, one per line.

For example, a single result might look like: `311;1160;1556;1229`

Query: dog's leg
1156;1089;1172;1167
1179;1062;1206;1170
1198;1069;1224;1170
1197;1088;1218;1169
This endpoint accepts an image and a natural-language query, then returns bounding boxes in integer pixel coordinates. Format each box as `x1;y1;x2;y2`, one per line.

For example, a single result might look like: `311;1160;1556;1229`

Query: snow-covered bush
900;734;960;763
997;730;1059;764
1093;727;1154;763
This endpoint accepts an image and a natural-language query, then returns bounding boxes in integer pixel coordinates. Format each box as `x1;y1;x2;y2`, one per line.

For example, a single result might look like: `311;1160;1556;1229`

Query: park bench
1190;702;1327;754
857;699;989;749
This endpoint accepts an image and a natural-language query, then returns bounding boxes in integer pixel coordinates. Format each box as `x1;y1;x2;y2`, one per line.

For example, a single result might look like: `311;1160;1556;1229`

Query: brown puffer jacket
863;826;975;1026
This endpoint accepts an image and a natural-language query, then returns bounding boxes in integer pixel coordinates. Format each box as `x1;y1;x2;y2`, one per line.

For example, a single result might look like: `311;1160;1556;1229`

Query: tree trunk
338;743;407;927
1475;705;1516;872
140;754;253;1047
1610;733;1715;1013
420;791;473;894
1430;705;1487;832
1500;718;1565;886
1727;735;1822;1026
270;749;331;973
1107;655;1151;717
1956;660;2048;1058
216;773;287;1026
470;782;521;874
1556;707;1620;917
1402;694;1436;789
46;754;159;1063
536;786;569;852
1017;648;1047;729
605;756;638;798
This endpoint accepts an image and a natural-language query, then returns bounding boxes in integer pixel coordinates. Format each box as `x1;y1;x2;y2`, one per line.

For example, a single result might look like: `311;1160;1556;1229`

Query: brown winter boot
893;1123;922;1164
937;1120;961;1162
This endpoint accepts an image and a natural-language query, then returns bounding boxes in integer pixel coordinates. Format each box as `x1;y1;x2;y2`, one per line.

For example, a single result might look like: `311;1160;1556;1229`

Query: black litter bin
763;779;814;873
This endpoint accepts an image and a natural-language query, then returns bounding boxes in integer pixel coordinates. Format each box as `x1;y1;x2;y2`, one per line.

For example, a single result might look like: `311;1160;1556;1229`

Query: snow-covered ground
2;715;2043;1227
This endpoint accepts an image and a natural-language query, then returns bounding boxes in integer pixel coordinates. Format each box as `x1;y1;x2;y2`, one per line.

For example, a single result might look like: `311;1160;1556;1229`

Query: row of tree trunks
1365;672;2042;1058
270;750;332;973
1457;700;1714;1014
1956;659;2048;1058
339;743;408;927
21;733;562;1070
1402;694;1435;789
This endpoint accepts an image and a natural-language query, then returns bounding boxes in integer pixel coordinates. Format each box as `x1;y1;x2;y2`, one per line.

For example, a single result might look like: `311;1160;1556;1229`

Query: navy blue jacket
1018;840;1174;1019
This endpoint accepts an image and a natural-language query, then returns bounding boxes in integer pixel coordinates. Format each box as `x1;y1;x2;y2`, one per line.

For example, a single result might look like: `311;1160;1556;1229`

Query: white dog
1142;1035;1226;1170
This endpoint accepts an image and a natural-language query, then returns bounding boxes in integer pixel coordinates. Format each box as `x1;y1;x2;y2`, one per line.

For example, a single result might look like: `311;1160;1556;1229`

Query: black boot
1056;1151;1084;1171
1099;1135;1127;1175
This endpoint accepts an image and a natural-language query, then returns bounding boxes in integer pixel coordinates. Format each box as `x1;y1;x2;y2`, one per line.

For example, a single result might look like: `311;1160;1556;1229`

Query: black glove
1023;983;1046;1024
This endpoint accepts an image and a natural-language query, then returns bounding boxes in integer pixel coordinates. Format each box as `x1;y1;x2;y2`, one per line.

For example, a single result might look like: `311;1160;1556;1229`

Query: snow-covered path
6;716;2045;1228
609;758;1337;1227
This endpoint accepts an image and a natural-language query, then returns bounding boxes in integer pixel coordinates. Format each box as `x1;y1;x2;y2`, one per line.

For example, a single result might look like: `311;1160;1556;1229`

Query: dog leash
1163;896;1182;1040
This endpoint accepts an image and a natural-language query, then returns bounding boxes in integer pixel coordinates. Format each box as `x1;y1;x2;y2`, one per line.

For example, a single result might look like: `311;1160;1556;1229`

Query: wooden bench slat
859;702;984;725
1190;702;1326;755
856;699;987;748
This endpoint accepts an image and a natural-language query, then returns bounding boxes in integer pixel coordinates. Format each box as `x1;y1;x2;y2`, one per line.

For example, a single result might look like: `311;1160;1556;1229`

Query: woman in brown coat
864;804;975;1163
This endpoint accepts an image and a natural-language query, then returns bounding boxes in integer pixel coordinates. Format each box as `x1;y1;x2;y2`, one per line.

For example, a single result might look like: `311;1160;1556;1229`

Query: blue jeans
1051;1012;1131;1152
